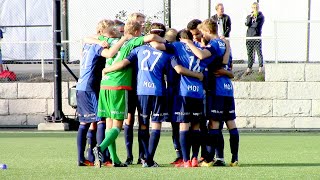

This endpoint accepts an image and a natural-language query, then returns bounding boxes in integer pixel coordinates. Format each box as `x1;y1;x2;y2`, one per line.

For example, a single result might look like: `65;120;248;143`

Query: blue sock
138;129;149;161
171;122;182;159
199;120;208;159
77;124;90;162
96;123;110;162
191;130;201;159
124;123;134;159
138;131;144;159
215;130;224;159
229;128;239;162
148;129;160;164
86;129;96;162
207;129;220;162
179;130;190;162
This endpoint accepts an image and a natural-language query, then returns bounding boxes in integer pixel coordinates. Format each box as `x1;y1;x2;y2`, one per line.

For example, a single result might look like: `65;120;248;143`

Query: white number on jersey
188;56;201;72
141;50;162;71
81;48;90;69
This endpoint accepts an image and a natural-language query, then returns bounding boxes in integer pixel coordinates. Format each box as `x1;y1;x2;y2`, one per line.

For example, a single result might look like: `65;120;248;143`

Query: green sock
99;127;120;152
108;141;120;164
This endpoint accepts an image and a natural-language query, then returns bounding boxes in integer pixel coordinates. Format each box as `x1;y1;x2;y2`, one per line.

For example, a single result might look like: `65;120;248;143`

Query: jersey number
141;50;162;71
188;56;200;72
81;49;90;69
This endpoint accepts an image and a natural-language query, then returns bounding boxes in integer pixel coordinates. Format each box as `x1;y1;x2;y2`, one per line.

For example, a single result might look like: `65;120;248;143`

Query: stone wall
1;64;320;129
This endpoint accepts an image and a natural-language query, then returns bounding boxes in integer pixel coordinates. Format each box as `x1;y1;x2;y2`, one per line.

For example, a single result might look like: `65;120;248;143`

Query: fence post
208;0;211;18
41;42;45;78
274;21;278;64
306;0;311;62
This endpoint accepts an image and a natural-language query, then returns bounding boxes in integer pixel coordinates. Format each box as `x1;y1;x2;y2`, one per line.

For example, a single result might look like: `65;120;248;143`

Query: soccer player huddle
76;12;239;169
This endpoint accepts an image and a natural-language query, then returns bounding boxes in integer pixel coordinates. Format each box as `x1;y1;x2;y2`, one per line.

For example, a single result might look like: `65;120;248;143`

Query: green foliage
1;132;320;179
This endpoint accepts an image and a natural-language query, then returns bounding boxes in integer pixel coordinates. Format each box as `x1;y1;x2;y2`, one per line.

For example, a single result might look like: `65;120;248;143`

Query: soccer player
93;20;168;168
180;18;236;166
171;29;217;168
81;19;125;166
164;28;184;165
76;19;129;166
186;19;209;164
114;19;125;36
122;12;146;165
212;50;239;167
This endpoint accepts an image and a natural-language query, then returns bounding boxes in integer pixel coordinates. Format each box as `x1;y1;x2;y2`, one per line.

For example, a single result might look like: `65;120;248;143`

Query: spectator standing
245;2;265;74
211;3;231;38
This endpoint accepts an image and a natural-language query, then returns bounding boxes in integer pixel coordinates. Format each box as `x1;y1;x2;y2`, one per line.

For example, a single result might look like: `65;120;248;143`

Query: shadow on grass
240;163;320;167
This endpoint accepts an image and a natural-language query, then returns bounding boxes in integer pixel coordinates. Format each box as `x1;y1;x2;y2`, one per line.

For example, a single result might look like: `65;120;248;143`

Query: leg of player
190;122;201;167
199;119;208;163
138;120;150;165
170;122;183;165
143;122;161;167
77;122;93;166
94;119;127;167
96;119;112;167
124;91;137;165
213;121;226;166
205;120;222;166
124;114;134;165
86;122;97;163
226;120;239;167
176;123;191;168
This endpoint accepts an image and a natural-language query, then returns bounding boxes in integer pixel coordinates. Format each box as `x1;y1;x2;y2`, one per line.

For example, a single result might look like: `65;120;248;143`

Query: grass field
0;131;320;179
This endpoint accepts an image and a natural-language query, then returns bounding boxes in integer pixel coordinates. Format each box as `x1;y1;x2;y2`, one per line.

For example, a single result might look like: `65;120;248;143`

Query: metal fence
1;20;319;82
0;0;319;82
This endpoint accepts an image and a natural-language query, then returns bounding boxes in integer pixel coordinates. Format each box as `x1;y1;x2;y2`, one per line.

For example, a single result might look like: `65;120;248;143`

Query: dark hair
149;23;166;37
176;29;193;41
114;19;125;27
187;19;202;30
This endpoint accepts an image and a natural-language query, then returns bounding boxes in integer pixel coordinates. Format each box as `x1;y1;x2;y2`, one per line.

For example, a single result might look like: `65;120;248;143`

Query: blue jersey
216;49;233;97
166;56;180;96
172;42;214;98
206;38;227;92
76;44;105;93
127;44;172;96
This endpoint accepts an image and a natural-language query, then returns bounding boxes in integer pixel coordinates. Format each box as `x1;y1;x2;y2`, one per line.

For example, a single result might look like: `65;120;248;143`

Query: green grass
0;131;320;179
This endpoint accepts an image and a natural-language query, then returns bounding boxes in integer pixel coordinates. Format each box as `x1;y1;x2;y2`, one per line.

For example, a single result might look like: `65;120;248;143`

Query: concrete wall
1;64;320;129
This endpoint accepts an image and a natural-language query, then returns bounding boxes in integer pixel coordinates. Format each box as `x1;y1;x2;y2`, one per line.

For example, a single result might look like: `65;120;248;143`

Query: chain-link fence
1;0;319;82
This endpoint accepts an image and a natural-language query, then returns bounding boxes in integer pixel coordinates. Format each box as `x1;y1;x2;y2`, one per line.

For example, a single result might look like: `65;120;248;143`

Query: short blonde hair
165;28;178;42
127;12;146;22
124;21;142;35
197;18;217;34
96;19;115;34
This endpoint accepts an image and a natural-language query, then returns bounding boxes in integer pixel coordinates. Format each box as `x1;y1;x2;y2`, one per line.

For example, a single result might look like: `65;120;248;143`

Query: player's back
173;41;213;98
101;36;144;90
133;44;172;96
206;38;227;92
76;43;105;93
215;50;233;97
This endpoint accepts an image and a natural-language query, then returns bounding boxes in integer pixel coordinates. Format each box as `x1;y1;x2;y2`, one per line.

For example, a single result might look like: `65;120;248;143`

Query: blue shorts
127;89;137;115
76;90;99;123
206;95;236;121
137;95;168;125
166;91;176;122
173;96;204;123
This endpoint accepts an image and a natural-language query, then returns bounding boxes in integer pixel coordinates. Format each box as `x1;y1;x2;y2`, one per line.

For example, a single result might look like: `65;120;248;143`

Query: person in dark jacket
211;3;231;38
245;2;265;74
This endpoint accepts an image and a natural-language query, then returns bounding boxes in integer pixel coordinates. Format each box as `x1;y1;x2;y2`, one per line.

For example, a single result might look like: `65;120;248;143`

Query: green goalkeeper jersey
100;36;144;90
